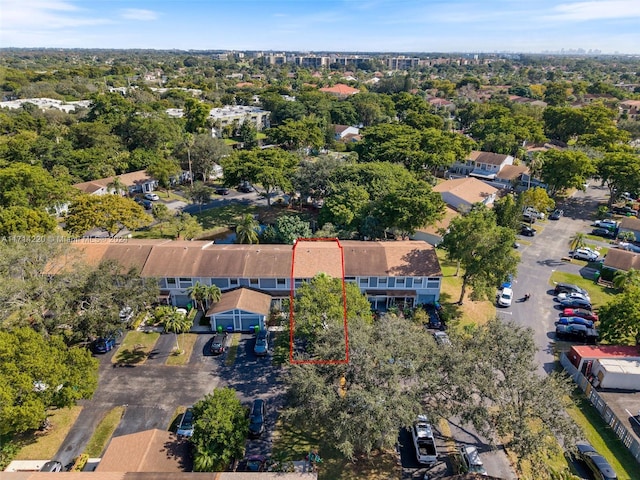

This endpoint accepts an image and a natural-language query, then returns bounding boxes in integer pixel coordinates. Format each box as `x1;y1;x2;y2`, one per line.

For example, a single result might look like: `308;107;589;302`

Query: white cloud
552;0;640;20
120;8;159;21
2;0;110;29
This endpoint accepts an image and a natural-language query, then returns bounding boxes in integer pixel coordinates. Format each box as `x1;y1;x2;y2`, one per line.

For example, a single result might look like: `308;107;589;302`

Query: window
413;278;423;286
369;277;378;287
230;278;239;286
396;277;406;286
249;278;259;287
179;277;192;288
344;277;356;284
210;278;229;289
378;277;388;285
277;278;286;286
427;278;440;288
359;278;368;288
166;278;176;287
405;278;413;288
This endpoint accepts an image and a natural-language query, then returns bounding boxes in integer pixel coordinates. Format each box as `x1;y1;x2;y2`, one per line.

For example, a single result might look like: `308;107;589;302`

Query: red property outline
289;238;350;364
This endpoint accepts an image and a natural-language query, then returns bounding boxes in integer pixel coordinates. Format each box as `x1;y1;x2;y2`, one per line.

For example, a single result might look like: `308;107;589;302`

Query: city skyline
2;0;640;55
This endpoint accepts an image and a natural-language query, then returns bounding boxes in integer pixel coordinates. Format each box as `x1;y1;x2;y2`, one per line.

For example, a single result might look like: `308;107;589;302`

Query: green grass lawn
165;333;198;366
83;407;125;458
568;391;639;480
14;406;83;460
548;271;617;308
224;333;241;366
113;331;160;365
194;203;258;230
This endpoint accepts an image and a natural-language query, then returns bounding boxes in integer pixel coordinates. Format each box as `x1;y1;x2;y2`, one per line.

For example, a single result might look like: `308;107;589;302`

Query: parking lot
54;330;284;467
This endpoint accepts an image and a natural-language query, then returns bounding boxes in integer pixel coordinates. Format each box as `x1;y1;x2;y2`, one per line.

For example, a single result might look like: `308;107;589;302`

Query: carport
206;287;272;332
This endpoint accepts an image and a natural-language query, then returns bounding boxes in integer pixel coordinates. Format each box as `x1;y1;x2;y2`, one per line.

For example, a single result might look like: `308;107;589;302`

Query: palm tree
107;176;127;196
187;282;208;311
613;268;640;291
569;232;586;252
235;214;260;244
204;284;222;310
162;307;192;352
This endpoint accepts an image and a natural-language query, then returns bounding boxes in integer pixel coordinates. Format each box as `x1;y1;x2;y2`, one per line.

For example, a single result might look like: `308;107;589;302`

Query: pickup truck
411;415;438;465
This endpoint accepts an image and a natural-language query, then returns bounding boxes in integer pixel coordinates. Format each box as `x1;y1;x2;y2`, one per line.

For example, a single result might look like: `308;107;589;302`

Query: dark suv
576;442;617;480
554;283;588;296
248;399;266;438
211;333;227;355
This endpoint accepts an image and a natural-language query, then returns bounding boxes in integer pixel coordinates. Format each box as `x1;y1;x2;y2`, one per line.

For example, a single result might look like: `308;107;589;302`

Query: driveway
54;330;283;467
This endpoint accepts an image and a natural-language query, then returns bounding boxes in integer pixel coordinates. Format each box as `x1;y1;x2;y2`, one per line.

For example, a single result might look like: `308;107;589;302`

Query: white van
497;287;513;307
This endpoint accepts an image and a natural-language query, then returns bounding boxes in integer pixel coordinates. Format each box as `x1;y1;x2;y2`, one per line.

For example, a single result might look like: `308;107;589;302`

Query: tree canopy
192;388;248;472
441;205;519;304
0;327;98;436
597;286;640;346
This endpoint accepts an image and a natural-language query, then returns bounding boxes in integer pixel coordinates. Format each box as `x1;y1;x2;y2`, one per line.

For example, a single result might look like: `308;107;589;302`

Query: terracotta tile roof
96;429;188;472
73;170;155;194
619;216;640;231
428;98;454;107
205;287;272;316
433;177;498;207
603;248;640;271
319;84;360;96
59;240;442;280
496;164;528;181
467;150;510;166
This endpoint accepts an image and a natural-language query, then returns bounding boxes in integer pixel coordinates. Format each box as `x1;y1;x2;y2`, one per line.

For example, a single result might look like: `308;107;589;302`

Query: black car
554;282;588;296
248;399;266;438
135;198;153;209
236;455;268;472
210;333;227;355
591;227;615;238
575;442;617;480
237;182;254;193
559;297;593;310
555;324;598;343
549;209;563;220
612;205;638;216
520;225;535;237
215;186;230;195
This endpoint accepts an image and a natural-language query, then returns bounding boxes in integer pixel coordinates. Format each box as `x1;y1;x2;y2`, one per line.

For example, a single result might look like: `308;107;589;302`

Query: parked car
433;331;452;346
524;207;545;219
215;186;230;195
612;205;638;216
572;248;599;262
554;283;589;296
424;303;443;330
248;399;266;438
237;182;254;193
176;406;195;438
575;442;617;480
520;225;536;237
459;445;487;476
135;198;153;209
119;306;134;323
144;193;160;201
592;228;615;238
557;291;591;303
236;455;268;472
210;333;227;355
92;335;116;354
562;308;598;322
549;209;563;220
522;212;537;223
559;297;592;310
253;329;269;356
555;323;598;343
556;316;595;328
497;287;513;307
593;219;618;228
40;461;63;472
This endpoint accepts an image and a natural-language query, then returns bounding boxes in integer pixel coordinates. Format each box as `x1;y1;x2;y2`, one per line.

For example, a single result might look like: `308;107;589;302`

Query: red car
562;308;598;322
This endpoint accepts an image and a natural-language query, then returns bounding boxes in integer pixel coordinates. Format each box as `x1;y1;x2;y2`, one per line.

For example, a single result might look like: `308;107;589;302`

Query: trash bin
226;326;234;334
594;271;601;284
254;325;260;334
217;325;223;333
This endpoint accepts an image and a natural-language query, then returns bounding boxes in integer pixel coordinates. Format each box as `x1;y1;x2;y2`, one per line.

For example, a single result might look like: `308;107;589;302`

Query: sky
1;0;640;54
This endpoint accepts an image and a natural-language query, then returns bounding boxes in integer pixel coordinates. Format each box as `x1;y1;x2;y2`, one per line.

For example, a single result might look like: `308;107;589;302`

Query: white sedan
572;248;599;262
144;193;160;201
557;292;591;303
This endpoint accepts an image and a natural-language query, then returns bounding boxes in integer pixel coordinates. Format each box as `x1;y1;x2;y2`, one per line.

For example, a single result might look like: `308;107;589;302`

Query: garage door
239;314;262;332
212;315;234;332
